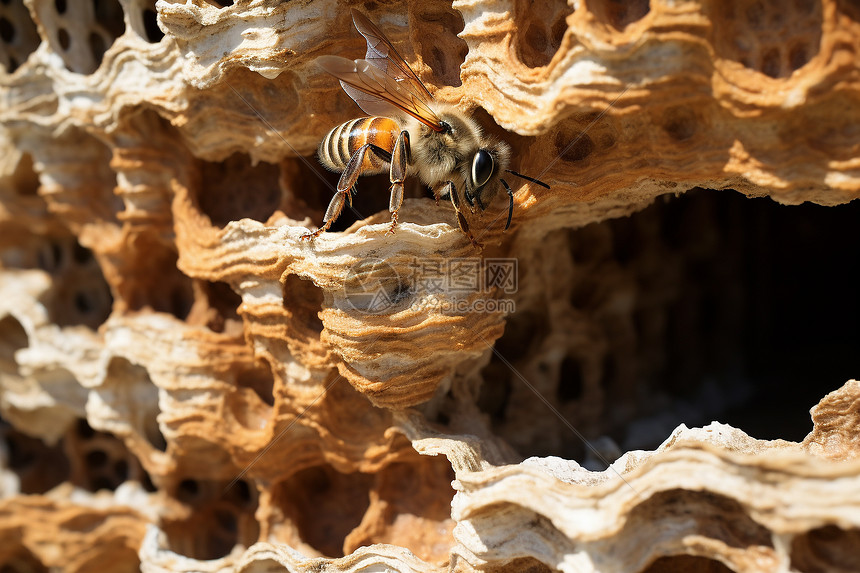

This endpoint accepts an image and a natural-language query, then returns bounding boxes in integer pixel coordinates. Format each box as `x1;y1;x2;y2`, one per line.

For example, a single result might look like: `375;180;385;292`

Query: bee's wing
350;9;435;101
318;55;444;132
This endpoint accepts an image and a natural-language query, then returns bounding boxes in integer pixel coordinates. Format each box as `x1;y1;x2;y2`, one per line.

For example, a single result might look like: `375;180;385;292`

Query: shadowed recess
0;0;40;73
413;4;467;87
513;0;574;68
790;525;860;572
197;153;283;228
163;478;259;560
707;0;822;78
273;465;374;558
0;418;71;494
590;0;651;31
641;555;735;573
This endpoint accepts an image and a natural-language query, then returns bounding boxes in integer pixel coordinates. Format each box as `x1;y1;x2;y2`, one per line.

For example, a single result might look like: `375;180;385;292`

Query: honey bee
301;9;549;247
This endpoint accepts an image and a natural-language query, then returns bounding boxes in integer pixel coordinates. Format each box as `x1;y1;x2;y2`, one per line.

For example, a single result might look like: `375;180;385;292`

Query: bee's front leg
386;130;410;236
302;143;387;241
443;181;483;250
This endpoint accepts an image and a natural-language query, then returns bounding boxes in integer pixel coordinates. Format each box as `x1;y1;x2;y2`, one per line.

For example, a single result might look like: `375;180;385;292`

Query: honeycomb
1;0;860;572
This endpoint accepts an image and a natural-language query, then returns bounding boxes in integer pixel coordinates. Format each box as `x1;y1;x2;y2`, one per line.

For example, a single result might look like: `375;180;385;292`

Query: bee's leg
386;130;410;236
301;143;389;240
444;181;483;250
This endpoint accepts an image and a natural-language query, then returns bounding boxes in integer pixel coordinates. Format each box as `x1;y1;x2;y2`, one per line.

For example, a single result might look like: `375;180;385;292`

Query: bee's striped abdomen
318;116;400;173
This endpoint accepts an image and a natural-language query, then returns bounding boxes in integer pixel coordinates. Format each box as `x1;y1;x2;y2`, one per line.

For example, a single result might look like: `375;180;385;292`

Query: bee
301;9;549;247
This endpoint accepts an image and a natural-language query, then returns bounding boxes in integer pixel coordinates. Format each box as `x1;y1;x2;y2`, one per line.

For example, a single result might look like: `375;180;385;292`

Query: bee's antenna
500;178;514;231
505;169;550;189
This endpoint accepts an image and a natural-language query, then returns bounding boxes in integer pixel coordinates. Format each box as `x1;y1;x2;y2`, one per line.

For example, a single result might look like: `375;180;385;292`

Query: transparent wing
318;55;443;132
350;9;435;101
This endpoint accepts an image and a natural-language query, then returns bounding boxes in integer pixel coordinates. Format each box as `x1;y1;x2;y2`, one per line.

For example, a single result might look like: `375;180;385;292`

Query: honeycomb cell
513;0;573;68
33;0;125;74
413;5;467;88
708;0;822;78
791;525;860;573
197;154;283;228
273;465;373;558
0;0;40;73
590;0;651;31
163;478;259;561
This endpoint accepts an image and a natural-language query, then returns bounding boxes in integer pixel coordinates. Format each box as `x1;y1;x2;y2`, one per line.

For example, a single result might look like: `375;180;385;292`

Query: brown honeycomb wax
1;0;860;572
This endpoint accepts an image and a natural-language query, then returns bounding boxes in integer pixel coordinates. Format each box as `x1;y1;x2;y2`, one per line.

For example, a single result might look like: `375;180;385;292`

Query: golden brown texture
1;0;860;571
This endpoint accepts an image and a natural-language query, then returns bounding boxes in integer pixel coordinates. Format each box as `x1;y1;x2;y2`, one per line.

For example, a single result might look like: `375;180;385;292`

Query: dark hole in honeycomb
281;274;324;335
790;525;860;572
760;48;781;78
554;130;595;163
164;478;259;560
46;241;113;330
0;0;40;71
641;555;735;573
591;0;651;31
0;16;13;42
122;233;194;320
114;459;129;480
629;489;774;549
275;465;374;558
513;0;574;68
177;478;200;502
414;6;466;88
76;417;95;439
479;189;860;461
186;280;243;335
142;7;163;43
708;0;821;78
93;0;125;41
197;153;283;228
68;419;151;493
662;106;698;141
88;31;107;63
54;0;67;14
58;27;70;50
557;356;584;402
0;544;48;573
85;449;108;469
0;314;28;366
236;362;275;407
0;418;71;494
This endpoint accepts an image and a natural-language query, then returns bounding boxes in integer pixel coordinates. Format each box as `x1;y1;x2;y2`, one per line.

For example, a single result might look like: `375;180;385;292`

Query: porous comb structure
1;0;860;572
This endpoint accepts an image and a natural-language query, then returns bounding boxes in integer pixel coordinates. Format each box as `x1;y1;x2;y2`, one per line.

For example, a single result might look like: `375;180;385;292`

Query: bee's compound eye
471;150;494;189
